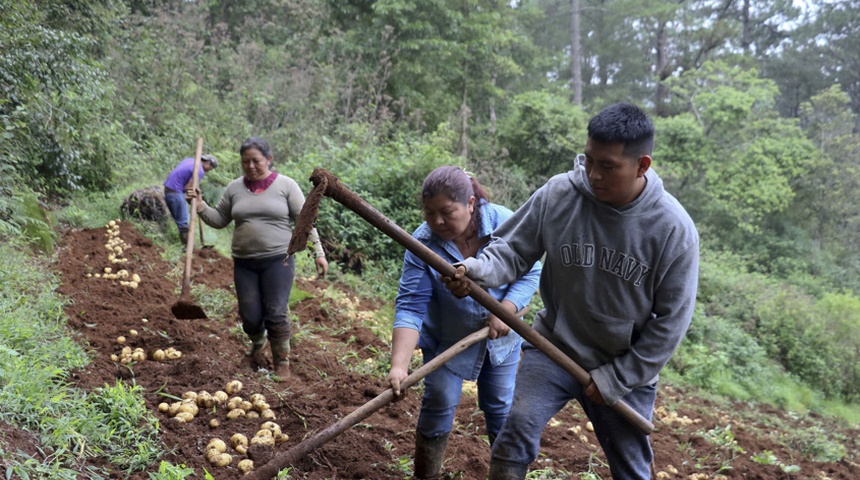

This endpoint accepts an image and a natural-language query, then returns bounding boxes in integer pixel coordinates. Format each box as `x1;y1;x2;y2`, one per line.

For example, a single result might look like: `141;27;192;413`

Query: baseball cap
201;154;219;168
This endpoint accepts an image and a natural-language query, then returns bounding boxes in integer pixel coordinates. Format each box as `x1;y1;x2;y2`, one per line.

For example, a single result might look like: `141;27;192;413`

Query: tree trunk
570;0;582;105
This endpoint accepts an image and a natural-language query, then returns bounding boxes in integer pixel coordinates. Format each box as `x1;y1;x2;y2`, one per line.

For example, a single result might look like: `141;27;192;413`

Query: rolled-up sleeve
393;249;433;331
502;259;541;312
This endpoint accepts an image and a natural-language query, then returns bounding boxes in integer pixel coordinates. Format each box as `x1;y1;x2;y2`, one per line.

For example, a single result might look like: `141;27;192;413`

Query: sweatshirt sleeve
462;186;548;288
591;235;699;405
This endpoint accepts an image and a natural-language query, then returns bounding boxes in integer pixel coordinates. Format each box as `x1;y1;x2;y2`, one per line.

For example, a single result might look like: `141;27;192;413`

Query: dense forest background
2;0;859;457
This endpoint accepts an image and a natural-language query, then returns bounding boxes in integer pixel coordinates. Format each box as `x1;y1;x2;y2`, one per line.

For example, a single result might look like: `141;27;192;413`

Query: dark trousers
233;254;295;341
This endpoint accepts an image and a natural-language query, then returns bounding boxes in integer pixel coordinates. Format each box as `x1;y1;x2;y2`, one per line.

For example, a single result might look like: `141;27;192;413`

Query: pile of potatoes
204;419;289;473
161;380;290;473
84;220;142;288
110;331;182;364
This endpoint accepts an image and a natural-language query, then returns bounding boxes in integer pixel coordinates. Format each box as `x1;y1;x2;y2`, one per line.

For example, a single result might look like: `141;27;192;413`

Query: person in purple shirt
163;154;218;244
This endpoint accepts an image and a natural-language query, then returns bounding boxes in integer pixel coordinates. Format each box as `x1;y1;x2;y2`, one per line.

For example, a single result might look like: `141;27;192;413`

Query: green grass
0;242;165;478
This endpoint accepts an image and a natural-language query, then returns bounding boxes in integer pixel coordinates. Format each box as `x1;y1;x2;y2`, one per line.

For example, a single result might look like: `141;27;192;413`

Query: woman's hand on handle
441;264;471;298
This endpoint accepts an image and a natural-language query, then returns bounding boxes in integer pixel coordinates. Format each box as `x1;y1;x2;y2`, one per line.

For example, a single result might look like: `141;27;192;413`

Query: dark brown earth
6;223;858;479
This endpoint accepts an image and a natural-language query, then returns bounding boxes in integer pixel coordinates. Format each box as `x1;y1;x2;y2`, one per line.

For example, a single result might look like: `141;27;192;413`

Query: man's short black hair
587;103;655;158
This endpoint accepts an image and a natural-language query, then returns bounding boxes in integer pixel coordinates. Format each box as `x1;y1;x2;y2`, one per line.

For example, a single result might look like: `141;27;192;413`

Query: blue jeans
492;346;656;479
416;346;519;439
164;188;189;231
233;255;295;341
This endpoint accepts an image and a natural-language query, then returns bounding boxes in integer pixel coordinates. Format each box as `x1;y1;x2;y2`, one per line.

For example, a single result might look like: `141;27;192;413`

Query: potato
252;401;270;412
182;391;198;401
110;354;119;362
239;401;253;412
210;453;232;467
152;349;166;361
235;444;248;455
260;421;281;435
250;435;275;447
130;351;145;362
254;429;273;438
132;273;141;283
168;402;182;416
129;329;138;336
245;411;259;419
166;350;182;359
249;393;265;404
177;403;198;416
197;392;215;408
225;380;243;395
237;459;254;474
207;438;227;453
230;433;249;448
116;336;126;344
226;409;246;420
213;391;228;403
204;448;221;462
260;409;276;420
275;433;289;444
157;402;169;413
209;419;220;429
174;411;195;423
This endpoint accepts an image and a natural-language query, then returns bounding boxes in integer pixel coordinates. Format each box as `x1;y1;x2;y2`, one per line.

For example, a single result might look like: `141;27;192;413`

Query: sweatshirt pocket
579;309;635;360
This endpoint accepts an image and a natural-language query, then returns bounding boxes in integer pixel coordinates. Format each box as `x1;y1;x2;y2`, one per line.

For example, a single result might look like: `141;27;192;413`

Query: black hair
587;103;655;158
421;166;489;237
239;137;272;159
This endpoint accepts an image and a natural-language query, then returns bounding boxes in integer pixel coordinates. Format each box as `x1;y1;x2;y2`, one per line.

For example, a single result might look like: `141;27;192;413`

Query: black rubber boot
245;333;267;370
179;229;189;246
414;431;449;479
487;458;529;480
246;333;267;356
270;339;291;380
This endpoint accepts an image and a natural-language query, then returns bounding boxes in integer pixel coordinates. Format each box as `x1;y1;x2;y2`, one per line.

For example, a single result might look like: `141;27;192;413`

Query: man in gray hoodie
444;102;699;479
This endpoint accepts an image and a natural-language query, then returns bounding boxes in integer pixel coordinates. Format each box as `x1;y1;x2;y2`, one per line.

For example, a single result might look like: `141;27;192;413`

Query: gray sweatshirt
198;174;324;260
462;159;699;405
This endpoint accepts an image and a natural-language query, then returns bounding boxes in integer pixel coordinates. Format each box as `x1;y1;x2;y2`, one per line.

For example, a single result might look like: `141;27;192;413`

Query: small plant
148;461;195;480
750;450;800;473
697;424;745;472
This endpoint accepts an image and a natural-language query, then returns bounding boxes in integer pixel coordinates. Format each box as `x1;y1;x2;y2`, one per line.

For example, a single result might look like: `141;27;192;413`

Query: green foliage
498;90;587;183
148;461;195;480
0;0;131;197
0;243;161;477
0;186;57;253
301;127;460;279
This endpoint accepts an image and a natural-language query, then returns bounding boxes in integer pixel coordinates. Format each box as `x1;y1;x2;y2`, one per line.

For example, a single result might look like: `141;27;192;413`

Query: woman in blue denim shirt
386;166;541;479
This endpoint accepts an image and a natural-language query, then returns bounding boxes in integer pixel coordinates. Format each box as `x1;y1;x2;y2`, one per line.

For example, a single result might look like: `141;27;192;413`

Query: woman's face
423;194;475;242
241;148;272;181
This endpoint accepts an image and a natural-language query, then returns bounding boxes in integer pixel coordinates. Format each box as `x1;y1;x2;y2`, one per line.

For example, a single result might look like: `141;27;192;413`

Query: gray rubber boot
487;458;529;480
414;431;449;479
270;339;291;379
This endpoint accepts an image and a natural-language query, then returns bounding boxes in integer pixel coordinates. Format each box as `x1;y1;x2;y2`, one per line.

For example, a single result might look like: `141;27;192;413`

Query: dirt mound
50;223;859;479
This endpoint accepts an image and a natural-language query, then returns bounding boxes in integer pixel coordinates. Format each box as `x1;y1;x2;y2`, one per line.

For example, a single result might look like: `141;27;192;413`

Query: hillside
4;223;857;479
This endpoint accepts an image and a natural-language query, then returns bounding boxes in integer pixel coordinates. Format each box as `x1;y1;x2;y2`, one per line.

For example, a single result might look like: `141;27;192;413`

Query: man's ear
637;155;652;177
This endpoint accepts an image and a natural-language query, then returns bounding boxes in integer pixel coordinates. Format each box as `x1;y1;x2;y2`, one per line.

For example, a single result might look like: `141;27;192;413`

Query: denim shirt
394;202;542;380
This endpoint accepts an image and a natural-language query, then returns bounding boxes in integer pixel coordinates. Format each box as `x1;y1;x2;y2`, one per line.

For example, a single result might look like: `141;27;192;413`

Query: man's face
583;139;650;208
